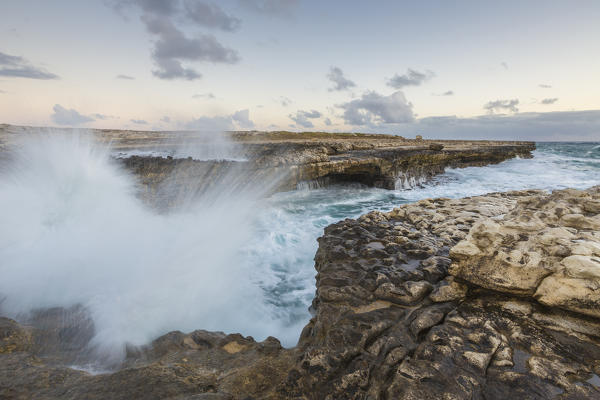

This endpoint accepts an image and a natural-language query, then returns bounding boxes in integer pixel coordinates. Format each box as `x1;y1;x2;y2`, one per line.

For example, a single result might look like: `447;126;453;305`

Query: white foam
0;131;279;362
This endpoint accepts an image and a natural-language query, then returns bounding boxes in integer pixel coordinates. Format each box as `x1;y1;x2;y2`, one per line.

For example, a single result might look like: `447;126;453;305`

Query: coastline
2;186;599;399
1;127;599;399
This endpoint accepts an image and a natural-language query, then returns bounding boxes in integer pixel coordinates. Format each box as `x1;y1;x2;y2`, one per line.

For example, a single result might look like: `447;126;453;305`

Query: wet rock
119;138;535;205
429;143;444;151
0;318;31;354
287;187;600;399
374;280;433;305
429;276;469;302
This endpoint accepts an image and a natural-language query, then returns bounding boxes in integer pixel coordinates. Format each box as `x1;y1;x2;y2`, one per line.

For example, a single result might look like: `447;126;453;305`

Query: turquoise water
249;142;600;345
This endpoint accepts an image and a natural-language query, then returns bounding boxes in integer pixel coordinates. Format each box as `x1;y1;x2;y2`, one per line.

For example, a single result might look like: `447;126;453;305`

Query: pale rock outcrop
450;186;600;318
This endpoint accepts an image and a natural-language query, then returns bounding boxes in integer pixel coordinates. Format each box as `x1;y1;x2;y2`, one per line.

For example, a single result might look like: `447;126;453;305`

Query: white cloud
387;69;434;89
0;51;58;80
483;99;519;114
289;109;322;128
184;109;254;131
338;91;414;126
50;104;94;125
327;67;356;91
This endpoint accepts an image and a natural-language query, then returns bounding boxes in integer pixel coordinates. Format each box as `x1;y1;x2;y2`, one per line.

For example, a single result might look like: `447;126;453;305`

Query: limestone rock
450;187;600;319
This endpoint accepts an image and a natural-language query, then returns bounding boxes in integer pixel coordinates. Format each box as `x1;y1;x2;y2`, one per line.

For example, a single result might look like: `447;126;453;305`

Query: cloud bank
365;110;600;142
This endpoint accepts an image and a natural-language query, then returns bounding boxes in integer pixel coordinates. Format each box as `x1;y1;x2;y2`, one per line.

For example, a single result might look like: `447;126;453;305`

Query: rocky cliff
120;139;535;208
0;124;535;206
2;186;599;399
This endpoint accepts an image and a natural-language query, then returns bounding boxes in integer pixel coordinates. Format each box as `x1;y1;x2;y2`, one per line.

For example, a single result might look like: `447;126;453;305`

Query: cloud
0;51;59;80
433;90;454;96
50;104;94;126
184;109;254;131
327;66;356;92
289;109;322;128
385;110;600;141
240;0;299;17
92;113;117;120
338;90;414;126
116;0;178;15
109;0;240;81
161;116;171;123
540;98;558;105
153;59;202;80
116;74;135;80
192;92;216;99
232;109;254;128
501;62;508;70
144;16;239;80
184;115;233;131
131;119;148;124
183;0;241;31
539;84;552;88
278;96;292;107
483;99;519;114
386;69;434;89
147;18;239;64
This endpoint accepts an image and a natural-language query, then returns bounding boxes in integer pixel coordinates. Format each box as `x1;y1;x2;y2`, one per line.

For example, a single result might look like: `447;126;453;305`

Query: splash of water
0;130;281;364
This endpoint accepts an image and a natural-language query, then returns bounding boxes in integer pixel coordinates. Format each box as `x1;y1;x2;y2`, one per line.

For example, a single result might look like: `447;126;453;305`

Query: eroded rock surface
2;187;600;399
287;187;600;399
450;187;600;318
122;141;535;199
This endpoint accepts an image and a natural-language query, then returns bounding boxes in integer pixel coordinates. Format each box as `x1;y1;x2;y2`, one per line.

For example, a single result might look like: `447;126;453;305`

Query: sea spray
0;130;283;365
1;136;599;368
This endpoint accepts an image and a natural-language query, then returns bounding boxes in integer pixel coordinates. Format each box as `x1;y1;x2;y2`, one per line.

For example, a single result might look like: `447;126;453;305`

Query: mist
0;130;285;364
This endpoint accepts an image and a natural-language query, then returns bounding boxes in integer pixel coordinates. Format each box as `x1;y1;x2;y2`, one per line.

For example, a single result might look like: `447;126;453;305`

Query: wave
0;131;283;364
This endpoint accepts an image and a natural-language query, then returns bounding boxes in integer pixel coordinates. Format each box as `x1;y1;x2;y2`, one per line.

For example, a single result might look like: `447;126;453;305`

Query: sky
1;0;599;140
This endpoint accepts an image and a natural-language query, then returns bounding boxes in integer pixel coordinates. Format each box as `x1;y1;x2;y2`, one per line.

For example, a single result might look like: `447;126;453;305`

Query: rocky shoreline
0;124;535;200
2;186;599;399
120;141;534;205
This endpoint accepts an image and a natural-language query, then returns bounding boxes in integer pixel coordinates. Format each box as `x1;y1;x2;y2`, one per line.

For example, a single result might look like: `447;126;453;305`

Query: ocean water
249;142;600;345
0;139;598;364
